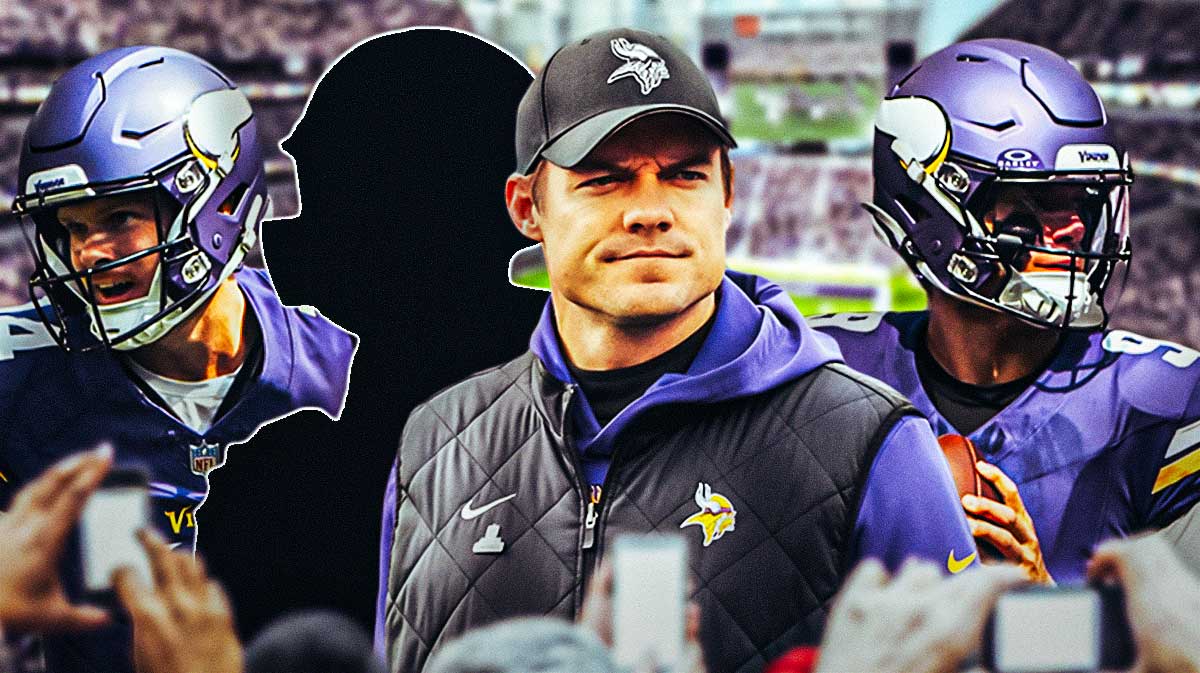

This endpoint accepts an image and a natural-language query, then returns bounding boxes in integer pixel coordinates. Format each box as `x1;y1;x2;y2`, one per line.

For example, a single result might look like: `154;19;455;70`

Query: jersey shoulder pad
235;267;355;418
1099;329;1200;419
806;311;916;381
236;266;276;293
283;301;357;419
0;305;69;427
807;311;892;336
808;311;916;361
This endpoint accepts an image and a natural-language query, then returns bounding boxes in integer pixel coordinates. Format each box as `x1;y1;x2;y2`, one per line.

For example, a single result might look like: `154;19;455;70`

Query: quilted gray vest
384;352;915;673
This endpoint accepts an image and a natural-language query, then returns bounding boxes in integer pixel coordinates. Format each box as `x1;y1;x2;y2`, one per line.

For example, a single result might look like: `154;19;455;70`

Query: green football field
727;80;879;143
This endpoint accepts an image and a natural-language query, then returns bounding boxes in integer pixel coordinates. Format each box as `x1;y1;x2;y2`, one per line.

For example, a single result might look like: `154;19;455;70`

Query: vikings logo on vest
680;482;736;547
607;38;670;95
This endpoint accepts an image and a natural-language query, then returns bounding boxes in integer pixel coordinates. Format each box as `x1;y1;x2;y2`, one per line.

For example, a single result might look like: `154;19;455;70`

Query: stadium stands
963;0;1200;81
731;40;883;79
0;0;471;76
1109;203;1200;347
729;154;892;265
1112;115;1200;170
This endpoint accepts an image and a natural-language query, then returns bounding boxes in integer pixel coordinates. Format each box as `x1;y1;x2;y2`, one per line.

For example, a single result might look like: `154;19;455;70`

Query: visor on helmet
955;171;1132;329
969;182;1124;267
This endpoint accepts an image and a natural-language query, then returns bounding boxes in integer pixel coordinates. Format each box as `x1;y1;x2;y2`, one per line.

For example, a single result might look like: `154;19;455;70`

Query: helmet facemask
962;177;1131;329
21;175;210;352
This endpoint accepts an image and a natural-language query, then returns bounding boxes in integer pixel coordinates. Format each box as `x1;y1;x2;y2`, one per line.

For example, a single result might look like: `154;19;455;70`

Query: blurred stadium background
2;0;1198;347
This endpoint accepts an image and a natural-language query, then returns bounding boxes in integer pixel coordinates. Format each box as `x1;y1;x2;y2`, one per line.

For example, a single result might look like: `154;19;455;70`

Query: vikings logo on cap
607;37;670;95
680;482;736;547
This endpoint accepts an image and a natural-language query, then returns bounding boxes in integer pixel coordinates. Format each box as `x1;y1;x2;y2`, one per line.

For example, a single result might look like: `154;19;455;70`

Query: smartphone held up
983;583;1135;673
80;466;153;595
612;533;688;672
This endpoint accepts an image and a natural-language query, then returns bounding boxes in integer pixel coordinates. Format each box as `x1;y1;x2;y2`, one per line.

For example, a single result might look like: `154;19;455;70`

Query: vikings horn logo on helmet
680;482;736;547
607;37;670;95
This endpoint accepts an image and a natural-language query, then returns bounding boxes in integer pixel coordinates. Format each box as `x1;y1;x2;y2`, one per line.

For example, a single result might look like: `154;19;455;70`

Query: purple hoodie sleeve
373;459;398;655
849;415;978;574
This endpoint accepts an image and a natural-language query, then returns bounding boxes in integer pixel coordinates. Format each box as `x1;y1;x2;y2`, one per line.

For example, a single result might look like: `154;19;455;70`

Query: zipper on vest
582;485;601;549
558;383;575;440
555;382;600;618
556;383;596;552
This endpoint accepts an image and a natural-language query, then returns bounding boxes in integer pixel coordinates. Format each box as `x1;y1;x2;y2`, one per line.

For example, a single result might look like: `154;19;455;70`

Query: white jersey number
806;312;885;334
1102;330;1200;369
0;316;57;361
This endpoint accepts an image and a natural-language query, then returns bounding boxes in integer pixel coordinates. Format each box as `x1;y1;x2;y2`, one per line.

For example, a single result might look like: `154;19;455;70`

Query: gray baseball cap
515;28;735;174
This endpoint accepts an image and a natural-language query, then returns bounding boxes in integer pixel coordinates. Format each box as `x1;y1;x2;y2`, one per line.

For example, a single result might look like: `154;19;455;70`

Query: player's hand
579;562;705;673
962;461;1054;584
0;447;113;633
114;530;243;673
816;559;1027;673
1088;534;1200;673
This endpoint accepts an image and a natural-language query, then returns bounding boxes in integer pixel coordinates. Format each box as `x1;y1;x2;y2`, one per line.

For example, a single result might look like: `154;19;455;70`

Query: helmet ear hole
218;183;249;217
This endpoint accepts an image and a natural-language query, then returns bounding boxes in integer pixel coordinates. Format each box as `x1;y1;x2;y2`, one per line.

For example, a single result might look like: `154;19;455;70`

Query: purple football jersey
0;267;356;673
0;268;355;544
812;311;1200;582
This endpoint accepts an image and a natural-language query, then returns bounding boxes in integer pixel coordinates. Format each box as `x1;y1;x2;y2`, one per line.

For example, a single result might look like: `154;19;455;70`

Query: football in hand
939;433;1006;560
937;433;1002;502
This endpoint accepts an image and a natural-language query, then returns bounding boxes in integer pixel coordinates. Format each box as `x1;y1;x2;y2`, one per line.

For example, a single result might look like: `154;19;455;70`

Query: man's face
522;115;731;326
984;184;1096;271
56;193;162;305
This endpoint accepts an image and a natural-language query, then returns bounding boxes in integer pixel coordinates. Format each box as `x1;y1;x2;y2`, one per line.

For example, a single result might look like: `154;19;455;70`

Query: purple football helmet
869;38;1131;330
13;46;268;351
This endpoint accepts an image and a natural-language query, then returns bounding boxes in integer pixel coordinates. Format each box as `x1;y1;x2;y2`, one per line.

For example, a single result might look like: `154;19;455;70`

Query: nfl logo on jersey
189;441;224;476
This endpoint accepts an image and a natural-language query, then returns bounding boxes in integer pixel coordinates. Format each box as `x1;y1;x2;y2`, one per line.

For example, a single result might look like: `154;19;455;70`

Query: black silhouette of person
198;29;543;640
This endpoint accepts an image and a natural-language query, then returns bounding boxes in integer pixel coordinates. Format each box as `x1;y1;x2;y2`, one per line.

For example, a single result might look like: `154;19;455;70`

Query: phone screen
611;534;687;671
993;589;1100;672
80;472;151;593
